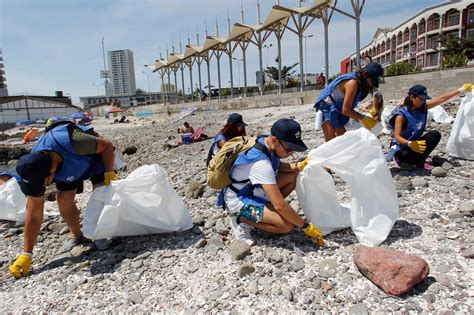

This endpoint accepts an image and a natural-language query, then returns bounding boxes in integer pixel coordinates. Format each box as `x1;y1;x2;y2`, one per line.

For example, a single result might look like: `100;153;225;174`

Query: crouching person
9;121;119;278
222;118;323;246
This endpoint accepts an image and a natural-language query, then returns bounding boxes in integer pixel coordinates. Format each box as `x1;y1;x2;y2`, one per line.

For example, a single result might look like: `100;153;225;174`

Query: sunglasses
277;138;293;153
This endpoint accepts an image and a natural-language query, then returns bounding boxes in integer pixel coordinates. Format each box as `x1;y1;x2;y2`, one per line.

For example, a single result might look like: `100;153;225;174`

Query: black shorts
56;173;105;193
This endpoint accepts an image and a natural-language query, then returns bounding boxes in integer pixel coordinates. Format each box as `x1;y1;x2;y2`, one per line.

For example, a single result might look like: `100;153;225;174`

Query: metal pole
207;58;211;99
257;0;264;96
227;14;234;98
217;56;222;100
196;28;203;96
277;28;282;94
242;49;247;96
298;16;304;92
304;36;307;85
167;71;172;103
323;8;330;88
189;66;194;102
352;0;362;70
173;70;178;104
180;67;185;103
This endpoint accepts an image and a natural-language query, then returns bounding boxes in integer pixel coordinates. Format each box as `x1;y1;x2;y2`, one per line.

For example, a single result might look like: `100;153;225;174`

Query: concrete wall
137;67;473;115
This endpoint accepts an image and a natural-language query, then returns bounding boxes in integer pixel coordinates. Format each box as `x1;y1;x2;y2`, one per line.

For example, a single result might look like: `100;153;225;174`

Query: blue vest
32;124;104;183
0;171;20;182
217;137;281;208
212;133;226;153
314;72;368;127
390;104;427;152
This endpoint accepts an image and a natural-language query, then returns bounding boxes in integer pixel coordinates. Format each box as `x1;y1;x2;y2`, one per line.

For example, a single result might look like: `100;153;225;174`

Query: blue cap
365;63;383;88
271;118;307;152
71;112;92;123
16;152;52;196
408;84;431;100
227;113;247;126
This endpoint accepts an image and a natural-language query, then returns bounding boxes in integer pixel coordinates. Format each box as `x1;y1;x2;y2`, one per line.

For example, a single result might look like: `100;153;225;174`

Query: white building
108;49;137;95
0;49;7;97
0;93;79;126
341;0;474;73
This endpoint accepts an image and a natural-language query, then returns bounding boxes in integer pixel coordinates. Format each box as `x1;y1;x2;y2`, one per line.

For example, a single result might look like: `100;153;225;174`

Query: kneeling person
9;121;118;278
224;118;323;246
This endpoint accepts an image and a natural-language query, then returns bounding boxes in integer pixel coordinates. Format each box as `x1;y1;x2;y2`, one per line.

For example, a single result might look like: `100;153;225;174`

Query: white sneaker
230;217;256;246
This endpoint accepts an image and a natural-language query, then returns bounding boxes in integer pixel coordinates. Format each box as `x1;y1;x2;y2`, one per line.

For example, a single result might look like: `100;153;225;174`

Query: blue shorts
236;204;265;223
317;101;350;128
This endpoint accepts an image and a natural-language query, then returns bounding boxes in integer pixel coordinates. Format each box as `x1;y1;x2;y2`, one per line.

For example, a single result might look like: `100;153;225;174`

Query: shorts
56;173;105;193
317;101;350;128
236;204;264;223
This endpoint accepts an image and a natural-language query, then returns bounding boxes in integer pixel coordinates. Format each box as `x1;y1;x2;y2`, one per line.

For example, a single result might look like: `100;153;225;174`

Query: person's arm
279;162;299;173
95;137;115;173
217;140;226;149
393;115;410;146
426;90;461;109
341;80;365;121
262;183;304;228
23;196;45;253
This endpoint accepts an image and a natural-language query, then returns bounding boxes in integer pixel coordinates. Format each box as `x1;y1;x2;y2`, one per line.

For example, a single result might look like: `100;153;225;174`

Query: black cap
364;63;383;88
16;152;52;196
271;118;308;152
227;113;247;126
408;84;431;100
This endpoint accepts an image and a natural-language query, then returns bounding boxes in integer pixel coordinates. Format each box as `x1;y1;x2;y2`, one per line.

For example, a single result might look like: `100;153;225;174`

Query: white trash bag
296;128;399;247
427;105;454;124
83;164;193;240
0;178;26;222
446;92;474;160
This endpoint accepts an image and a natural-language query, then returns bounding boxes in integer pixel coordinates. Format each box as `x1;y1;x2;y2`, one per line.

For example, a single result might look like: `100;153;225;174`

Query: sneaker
423;161;434;170
230;217;256;246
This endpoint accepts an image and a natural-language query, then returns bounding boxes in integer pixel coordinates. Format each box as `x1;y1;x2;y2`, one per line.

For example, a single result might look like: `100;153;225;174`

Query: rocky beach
0;101;473;313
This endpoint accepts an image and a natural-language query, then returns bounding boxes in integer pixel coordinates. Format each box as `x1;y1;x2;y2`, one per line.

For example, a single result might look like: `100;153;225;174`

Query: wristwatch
407;141;412;147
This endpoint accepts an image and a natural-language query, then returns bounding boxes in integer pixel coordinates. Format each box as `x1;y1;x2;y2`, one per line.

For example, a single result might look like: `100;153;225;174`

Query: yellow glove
303;223;324;247
297;158;311;171
104;171;119;186
458;84;472;94
361;116;377;130
408;140;426;153
9;253;32;278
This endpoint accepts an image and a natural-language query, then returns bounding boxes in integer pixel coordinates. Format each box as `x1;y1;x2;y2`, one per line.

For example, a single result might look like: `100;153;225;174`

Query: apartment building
108;49;137;95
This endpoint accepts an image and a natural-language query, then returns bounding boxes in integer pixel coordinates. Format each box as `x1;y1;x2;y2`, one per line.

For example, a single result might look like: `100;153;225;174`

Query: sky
1;0;445;103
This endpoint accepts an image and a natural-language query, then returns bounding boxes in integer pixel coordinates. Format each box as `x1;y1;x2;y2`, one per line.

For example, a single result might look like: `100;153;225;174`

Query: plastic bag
314;111;323;131
0;178;26;222
83;164;193;240
296;128;399;247
345;117;383;136
446;92;474;160
427;105;454;124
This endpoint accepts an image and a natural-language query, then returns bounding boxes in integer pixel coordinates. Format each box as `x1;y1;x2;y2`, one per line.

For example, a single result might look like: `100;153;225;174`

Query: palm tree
264;62;299;87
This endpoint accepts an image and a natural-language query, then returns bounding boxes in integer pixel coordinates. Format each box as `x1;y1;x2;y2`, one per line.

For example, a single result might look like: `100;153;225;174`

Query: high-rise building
0;49;8;97
108;49;136;95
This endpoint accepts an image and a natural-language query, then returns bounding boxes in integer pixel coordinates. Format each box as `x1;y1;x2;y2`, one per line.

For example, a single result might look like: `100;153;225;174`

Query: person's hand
297;158;311;171
408;140;426;153
104;172;119;186
361;116;377;130
458;83;472;95
303;223;324;247
9;253;32;278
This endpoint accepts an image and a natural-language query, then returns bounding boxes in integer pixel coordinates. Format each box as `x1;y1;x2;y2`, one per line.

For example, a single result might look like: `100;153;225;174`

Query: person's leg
395;147;421;166
276;171;298;198
334;127;346;137
239;203;294;234
420;130;441;160
322;121;336;141
56;183;82;238
23;196;45;253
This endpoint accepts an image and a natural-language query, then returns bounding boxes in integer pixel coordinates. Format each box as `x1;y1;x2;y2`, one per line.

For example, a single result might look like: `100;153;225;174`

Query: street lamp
304;34;314;85
142;67;151;104
263;44;273;68
232;57;243;90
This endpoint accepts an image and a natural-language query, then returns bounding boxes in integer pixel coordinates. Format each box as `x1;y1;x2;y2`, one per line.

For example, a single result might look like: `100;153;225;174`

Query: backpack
207;136;266;190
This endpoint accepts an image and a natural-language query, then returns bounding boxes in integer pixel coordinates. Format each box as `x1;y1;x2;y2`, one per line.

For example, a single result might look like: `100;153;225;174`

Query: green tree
264;63;299;86
135;88;146;95
386;61;417;76
436;35;474;68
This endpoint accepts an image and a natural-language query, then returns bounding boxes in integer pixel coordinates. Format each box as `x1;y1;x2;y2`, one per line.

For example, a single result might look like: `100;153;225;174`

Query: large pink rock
354;245;430;296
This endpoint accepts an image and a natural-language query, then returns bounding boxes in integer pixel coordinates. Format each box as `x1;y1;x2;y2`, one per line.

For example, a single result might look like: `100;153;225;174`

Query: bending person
9;121;119;278
388;84;472;168
223;118;323;246
314;63;384;141
206;113;247;165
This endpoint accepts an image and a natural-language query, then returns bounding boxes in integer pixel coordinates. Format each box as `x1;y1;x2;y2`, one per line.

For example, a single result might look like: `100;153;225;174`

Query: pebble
248;280;259;294
282;287;293;301
238;262;255;278
290;255;305;272
128;291;143;304
195;238;207;248
447;231;459;239
460;248;474;259
431;167;447;177
349;303;369;315
230;240;251;261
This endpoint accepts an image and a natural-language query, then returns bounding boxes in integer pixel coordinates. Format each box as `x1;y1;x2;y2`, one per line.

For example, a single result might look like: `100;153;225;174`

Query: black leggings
395;130;441;166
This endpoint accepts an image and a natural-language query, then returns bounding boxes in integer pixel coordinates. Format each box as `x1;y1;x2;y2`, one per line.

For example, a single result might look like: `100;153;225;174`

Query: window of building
417;57;424;68
467;29;474;40
418;21;426;35
426;54;439;67
417;38;425;51
447;12;460;27
469;8;474;24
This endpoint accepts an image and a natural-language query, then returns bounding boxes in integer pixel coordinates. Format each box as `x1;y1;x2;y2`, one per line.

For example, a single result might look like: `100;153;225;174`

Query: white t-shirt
224;142;277;214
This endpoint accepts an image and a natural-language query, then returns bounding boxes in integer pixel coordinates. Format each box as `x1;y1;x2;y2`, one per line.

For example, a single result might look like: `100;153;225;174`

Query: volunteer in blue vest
0;171;20;185
206;113;247;165
223;118;323;246
314;63;384;141
389;84;472;168
8;122;118;278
